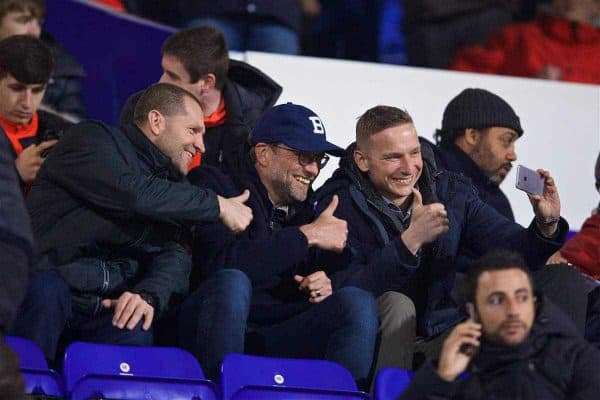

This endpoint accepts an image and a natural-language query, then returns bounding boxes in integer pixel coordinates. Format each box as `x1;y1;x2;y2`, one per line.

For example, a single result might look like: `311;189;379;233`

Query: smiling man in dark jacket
400;250;600;400
181;103;379;387
11;83;253;362
314;105;567;375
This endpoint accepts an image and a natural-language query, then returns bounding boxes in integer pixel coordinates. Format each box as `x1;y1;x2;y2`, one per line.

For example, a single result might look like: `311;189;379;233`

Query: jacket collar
122;123;181;180
443;144;499;190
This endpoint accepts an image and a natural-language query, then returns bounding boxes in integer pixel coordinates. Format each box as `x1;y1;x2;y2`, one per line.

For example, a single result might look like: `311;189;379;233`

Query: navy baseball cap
251;103;345;157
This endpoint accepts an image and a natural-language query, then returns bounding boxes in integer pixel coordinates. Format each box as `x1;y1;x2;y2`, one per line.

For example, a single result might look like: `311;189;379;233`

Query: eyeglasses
270;144;330;169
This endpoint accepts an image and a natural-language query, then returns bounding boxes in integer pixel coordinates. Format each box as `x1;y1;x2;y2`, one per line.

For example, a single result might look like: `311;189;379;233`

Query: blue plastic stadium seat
4;336;65;398
374;367;414;400
221;353;370;399
63;341;218;400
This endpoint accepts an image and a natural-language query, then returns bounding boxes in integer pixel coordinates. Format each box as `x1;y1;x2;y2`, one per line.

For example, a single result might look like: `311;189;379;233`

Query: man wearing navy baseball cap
181;103;378;388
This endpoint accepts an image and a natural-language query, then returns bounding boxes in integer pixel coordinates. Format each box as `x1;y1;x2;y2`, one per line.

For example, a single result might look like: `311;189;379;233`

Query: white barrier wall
245;52;600;229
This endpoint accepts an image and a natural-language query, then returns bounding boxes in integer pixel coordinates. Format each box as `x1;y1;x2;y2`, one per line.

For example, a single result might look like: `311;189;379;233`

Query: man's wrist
138;291;157;309
535;215;560;226
535;216;560;238
299;224;317;247
436;366;457;382
400;230;421;255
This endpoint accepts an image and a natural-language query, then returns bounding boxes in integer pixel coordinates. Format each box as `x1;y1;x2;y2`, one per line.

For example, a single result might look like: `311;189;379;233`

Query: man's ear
464;128;481;147
254;143;270;167
147;110;165;137
200;73;216;91
354;149;369;172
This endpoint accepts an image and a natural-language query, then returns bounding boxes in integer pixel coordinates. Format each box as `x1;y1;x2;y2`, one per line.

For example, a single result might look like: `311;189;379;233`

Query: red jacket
561;213;600;279
451;15;600;84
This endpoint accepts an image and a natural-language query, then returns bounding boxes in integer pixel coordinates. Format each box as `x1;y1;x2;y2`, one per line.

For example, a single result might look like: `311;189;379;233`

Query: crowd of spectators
0;0;599;398
115;0;600;84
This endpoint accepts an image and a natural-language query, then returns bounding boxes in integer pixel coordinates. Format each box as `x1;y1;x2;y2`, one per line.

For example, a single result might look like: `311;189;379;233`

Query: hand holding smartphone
515;165;544;196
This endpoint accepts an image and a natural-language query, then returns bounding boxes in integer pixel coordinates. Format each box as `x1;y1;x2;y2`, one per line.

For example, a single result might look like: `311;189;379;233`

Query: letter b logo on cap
308;116;325;135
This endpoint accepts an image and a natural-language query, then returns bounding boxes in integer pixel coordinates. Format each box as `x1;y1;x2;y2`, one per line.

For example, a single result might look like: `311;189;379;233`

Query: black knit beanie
441;88;523;137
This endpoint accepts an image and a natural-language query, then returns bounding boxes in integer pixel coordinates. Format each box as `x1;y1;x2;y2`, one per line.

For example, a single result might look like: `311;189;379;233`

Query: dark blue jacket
400;297;600;400
429;140;515;221
314;141;567;336
188;156;318;324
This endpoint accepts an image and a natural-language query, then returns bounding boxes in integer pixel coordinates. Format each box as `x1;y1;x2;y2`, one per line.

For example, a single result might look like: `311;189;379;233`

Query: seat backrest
374;367;414;400
63;342;205;392
221;353;362;400
4;336;49;370
5;336;65;397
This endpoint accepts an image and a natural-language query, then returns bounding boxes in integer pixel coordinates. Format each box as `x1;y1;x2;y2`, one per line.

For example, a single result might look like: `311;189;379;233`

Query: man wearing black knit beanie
433;88;522;221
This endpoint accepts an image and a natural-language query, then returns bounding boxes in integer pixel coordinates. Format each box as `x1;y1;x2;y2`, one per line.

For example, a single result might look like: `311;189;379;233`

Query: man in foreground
400;250;600;399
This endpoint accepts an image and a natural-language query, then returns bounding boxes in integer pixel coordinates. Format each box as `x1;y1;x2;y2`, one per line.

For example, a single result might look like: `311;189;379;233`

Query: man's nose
304;160;320;177
505;297;520;316
194;135;205;154
507;144;517;161
20;90;33;109
26;21;41;37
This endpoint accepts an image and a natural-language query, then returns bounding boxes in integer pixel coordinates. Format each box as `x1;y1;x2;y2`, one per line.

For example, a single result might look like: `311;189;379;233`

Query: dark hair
356;105;413;150
161;26;229;90
465;249;534;303
133;83;202;125
0;0;45;21
0;35;52;83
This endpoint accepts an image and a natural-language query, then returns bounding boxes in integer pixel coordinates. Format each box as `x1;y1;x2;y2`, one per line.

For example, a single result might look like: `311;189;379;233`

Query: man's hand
14;140;58;183
218;189;253;234
546;250;568;265
401;189;449;254
294;271;332;303
101;291;154;331
528;169;561;237
437;320;481;382
300;195;347;253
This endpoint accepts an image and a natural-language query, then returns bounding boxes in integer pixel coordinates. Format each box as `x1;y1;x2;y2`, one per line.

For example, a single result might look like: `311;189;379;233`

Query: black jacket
314;141;567;336
401;298;600;400
27;121;220;316
430;141;514;221
188;156;318;324
41;32;86;119
120;59;282;174
0;131;34;333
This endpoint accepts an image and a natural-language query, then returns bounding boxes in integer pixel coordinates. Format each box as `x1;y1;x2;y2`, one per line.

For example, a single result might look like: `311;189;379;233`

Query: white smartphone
515;165;544;196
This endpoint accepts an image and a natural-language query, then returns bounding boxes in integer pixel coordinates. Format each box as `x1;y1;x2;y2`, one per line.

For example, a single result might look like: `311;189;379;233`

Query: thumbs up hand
217;189;253;234
401;189;449;254
300;195;348;253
